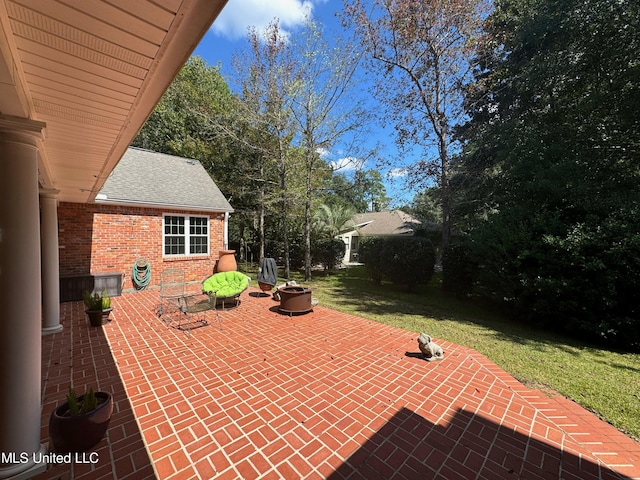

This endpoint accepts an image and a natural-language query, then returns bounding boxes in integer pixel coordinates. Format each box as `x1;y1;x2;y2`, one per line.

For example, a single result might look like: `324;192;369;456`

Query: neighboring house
57;147;233;300
337;210;437;263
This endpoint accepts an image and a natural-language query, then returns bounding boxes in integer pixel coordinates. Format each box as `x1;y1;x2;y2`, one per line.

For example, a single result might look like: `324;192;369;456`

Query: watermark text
1;451;99;465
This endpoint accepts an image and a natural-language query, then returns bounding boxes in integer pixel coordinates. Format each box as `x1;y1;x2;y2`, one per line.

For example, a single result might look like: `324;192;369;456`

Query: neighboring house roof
344;210;437;236
96;147;233;212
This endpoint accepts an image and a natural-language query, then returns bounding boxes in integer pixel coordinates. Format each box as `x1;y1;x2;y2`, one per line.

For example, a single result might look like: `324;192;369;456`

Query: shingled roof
96;147;233;212
346;210;438;236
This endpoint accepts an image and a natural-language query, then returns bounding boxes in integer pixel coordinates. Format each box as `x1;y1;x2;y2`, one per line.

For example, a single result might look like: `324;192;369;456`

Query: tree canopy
133;56;232;166
457;0;640;349
343;0;490;247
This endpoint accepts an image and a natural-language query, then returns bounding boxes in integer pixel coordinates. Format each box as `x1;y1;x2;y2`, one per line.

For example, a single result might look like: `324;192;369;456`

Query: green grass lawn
242;263;640;441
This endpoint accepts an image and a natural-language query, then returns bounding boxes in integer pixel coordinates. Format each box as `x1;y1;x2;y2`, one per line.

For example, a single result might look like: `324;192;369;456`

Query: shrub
359;237;384;285
469;208;640;351
264;241;305;271
360;236;436;289
378;237;435;291
312;238;345;271
442;242;476;297
288;243;306;270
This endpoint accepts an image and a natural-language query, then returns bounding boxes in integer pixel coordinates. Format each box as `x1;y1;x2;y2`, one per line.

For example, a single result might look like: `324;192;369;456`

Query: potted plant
83;289;112;326
48;387;114;453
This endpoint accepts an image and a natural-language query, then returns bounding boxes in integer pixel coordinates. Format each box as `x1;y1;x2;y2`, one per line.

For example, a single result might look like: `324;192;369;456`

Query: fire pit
277;285;313;314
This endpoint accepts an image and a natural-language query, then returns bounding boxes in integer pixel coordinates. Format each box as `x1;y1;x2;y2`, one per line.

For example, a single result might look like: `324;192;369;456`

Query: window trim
162;213;210;258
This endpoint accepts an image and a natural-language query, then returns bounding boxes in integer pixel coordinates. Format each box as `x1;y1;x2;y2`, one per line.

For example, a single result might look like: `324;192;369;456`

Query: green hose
132;258;151;289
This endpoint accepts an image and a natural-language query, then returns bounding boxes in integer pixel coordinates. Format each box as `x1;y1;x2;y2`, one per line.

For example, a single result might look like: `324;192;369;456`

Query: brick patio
35;287;640;479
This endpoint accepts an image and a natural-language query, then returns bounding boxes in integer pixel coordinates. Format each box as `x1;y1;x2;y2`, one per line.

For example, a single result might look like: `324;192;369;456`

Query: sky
193;0;417;207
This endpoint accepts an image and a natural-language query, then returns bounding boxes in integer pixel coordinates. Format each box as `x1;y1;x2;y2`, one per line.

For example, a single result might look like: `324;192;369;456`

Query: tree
353;169;390;212
459;0;640;349
290;18;370;281
320;169;389;213
229;21;302;277
342;0;490;247
313;203;356;238
311;203;355;271
133;56;233;166
321;172;359;209
408;188;441;224
132;56;262;254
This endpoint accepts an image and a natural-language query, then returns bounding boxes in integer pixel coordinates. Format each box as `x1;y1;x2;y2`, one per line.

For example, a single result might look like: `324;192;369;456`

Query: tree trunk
440;170;451;249
258;180;265;262
438;122;451;250
280;149;291;279
239;225;246;261
304;195;312;281
304;152;313;281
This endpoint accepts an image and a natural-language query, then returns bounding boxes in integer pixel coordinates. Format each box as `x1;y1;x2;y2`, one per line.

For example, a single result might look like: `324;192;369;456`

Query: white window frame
162;213;210;257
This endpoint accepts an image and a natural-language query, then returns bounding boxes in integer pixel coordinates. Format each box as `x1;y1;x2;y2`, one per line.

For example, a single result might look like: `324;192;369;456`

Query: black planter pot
49;392;114;453
86;307;112;326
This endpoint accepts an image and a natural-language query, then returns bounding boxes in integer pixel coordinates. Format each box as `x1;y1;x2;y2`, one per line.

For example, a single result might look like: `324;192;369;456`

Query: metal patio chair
159;268;211;336
158;268;185;324
177;293;212;336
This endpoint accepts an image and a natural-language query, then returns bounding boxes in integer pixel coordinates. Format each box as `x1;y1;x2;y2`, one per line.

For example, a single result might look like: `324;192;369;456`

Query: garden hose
132;257;151;289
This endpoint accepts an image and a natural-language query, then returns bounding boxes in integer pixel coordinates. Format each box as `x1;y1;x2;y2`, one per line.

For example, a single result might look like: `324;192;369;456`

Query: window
189;216;208;254
163;214;209;256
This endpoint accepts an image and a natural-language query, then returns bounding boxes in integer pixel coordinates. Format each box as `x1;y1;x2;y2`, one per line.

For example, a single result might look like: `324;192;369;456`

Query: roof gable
346;210;432;236
96;147;233;212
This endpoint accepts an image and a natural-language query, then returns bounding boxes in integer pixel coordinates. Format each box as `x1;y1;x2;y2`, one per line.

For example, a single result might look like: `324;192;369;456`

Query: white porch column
0;116;48;479
40;189;63;335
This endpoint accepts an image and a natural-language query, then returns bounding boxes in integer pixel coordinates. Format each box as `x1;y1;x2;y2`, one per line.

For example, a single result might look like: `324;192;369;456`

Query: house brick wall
57;202;226;290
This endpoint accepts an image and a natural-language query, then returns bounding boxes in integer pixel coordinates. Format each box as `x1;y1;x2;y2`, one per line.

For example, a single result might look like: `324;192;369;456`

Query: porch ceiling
0;0;227;203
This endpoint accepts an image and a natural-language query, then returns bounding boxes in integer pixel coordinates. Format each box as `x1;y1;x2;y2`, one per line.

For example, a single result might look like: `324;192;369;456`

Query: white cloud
331;156;364;171
212;0;317;40
316;147;330;158
388;168;407;178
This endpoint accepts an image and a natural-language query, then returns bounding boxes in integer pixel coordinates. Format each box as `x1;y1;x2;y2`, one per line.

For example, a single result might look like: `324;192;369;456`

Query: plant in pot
49;387;114;453
83;289;112;326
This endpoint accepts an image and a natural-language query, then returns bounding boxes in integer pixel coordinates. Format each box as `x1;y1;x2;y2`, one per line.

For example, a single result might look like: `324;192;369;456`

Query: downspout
223;211;229;250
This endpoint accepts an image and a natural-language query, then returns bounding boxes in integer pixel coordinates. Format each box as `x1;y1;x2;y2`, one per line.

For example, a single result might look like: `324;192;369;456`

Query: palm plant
312;203;356;238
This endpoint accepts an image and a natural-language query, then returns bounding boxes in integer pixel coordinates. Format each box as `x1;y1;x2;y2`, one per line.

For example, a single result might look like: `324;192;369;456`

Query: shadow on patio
35;288;640;479
327;406;633;480
37;301;155;480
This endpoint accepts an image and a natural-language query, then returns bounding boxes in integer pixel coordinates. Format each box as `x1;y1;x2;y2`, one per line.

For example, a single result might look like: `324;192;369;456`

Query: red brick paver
36;288;640;479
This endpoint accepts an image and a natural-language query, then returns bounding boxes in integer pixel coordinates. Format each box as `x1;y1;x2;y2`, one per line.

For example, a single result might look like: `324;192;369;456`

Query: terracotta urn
217;250;237;272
